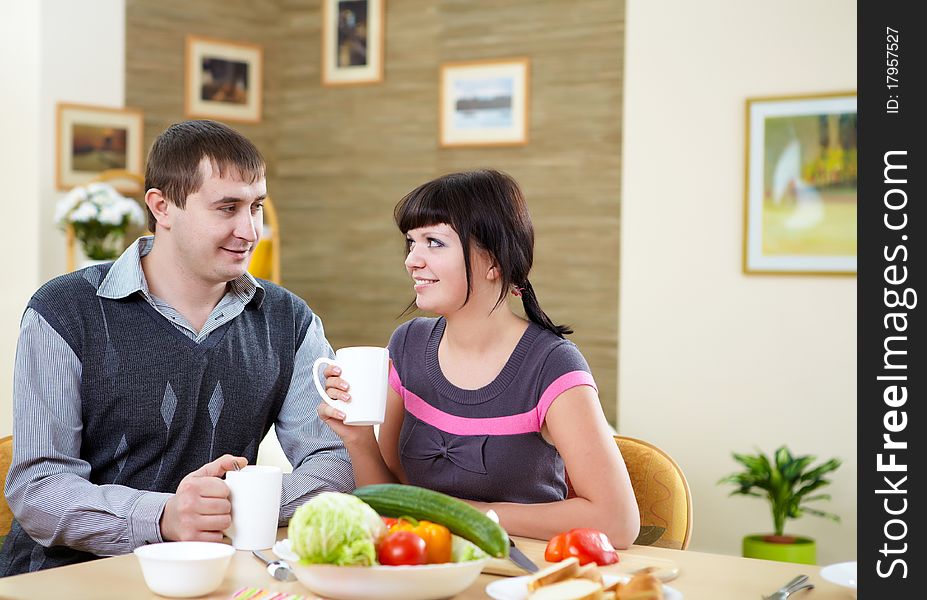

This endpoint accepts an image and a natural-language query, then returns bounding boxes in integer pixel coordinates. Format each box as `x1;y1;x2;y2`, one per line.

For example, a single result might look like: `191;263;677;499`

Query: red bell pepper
544;532;568;562
543;528;619;566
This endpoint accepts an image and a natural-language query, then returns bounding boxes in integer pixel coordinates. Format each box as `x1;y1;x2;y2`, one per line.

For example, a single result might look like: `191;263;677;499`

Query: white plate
485;573;683;600
820;561;857;597
274;538;489;600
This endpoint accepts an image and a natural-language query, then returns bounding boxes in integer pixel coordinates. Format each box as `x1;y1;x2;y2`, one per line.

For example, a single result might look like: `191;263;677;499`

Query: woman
319;170;639;547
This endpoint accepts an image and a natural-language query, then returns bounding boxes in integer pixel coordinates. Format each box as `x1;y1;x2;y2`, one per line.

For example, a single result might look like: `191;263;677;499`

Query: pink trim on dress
391;368;597;436
535;371;598;427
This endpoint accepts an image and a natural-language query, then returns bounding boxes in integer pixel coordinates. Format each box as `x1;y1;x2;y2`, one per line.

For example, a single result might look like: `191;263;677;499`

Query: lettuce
288;492;387;566
451;534;488;562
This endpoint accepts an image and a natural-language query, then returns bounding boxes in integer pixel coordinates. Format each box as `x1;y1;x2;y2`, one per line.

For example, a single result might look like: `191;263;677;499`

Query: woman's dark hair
394;169;572;337
144;120;265;231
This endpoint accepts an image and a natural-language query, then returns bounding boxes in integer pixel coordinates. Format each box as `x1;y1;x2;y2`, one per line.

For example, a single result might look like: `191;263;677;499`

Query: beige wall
126;0;626;422
1;1;125;434
619;0;856;565
0;3;42;436
37;1;127;283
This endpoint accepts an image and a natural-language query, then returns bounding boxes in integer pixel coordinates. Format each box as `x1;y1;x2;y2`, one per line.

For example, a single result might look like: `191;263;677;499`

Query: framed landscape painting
186;35;263;123
743;92;857;275
440;58;530;148
56;103;144;190
321;0;385;86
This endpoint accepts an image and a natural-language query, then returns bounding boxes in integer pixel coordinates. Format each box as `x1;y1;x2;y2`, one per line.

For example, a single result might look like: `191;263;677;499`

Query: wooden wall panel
126;0;624;423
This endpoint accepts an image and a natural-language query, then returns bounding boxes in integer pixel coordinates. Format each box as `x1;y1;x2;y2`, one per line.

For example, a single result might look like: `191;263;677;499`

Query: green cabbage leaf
451;534;488;562
288;492;387;566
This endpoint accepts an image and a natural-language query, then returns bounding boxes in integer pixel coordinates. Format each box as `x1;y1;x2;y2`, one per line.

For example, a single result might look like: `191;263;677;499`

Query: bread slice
602;578;622;593
527;557;581;592
529;579;604;600
575;563;604;585
614;567;663;600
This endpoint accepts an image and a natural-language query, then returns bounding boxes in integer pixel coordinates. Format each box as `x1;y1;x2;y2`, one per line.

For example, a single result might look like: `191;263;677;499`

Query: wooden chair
65;169;281;284
616;435;693;550
248;195;281;284
1;435;14;541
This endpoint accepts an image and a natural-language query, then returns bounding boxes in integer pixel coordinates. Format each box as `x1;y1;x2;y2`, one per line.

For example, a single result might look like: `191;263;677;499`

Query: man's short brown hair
144;120;265;231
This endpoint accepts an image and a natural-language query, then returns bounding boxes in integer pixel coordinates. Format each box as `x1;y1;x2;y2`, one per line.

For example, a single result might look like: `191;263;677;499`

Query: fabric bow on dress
402;426;488;474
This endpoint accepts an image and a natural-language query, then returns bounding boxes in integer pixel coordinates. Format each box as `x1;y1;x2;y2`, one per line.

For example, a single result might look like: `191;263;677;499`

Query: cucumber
353;483;510;559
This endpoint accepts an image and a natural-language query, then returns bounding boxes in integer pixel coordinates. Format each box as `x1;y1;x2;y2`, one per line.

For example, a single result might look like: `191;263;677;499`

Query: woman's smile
414;277;438;290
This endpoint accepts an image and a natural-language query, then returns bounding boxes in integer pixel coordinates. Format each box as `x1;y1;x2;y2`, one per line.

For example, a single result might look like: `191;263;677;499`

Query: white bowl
820;561;857;598
134;541;235;598
274;538;489;600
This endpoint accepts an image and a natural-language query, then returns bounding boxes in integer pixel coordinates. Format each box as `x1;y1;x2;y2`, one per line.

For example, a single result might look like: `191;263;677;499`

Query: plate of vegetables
276;485;507;600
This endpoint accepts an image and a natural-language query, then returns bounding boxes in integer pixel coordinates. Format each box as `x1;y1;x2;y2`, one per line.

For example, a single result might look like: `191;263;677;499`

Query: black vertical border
859;1;924;595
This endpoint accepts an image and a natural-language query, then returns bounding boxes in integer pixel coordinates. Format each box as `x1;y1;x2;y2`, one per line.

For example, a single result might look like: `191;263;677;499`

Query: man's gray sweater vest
1;265;311;574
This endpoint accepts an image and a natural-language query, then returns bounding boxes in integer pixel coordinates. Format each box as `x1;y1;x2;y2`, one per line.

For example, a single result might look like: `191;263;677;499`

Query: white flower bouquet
55;182;146;260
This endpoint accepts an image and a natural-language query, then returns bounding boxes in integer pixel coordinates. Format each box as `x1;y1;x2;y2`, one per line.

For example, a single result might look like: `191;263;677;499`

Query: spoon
252;549;297;582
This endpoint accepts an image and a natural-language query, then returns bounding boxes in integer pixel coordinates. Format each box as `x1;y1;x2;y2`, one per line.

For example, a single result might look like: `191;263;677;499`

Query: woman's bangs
395;187;452;233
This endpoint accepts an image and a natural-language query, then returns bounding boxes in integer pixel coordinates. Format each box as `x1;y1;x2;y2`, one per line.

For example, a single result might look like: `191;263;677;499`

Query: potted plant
718;445;840;564
55;182;145;265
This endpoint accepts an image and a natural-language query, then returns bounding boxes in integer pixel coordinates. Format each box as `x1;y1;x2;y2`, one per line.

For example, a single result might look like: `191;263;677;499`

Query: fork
762;574;814;600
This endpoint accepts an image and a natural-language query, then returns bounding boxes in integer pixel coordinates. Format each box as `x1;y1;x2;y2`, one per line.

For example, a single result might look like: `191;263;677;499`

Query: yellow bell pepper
390;517;452;564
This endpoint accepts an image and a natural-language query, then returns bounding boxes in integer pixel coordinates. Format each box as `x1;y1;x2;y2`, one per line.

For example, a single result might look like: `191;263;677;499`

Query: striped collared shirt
5;237;353;559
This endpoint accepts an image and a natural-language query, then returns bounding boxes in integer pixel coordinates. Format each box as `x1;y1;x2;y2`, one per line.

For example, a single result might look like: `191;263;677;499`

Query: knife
508;538;539;573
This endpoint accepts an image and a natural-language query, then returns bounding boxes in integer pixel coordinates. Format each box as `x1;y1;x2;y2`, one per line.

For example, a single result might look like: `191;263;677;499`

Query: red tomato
544;528;619;566
544;532;568;562
381;516;398;528
377;531;427;566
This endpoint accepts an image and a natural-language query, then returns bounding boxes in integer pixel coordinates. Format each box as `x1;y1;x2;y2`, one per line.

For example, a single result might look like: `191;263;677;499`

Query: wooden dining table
0;531;854;599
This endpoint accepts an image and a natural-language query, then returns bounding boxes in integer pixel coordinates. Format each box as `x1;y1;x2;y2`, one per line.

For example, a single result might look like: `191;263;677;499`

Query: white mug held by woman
312;346;389;426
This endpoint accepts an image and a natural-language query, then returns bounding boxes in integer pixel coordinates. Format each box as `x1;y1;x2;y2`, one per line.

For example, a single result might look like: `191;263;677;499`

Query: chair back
0;435;13;538
615;435;693;550
65;169;147;272
248;195;281;283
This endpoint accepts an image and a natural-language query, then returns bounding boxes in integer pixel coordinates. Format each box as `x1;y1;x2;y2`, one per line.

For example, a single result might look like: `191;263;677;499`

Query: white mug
312;346;389;426
224;465;282;550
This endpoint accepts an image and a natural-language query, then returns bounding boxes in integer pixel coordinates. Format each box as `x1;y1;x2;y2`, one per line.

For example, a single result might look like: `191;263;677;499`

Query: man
0;120;353;575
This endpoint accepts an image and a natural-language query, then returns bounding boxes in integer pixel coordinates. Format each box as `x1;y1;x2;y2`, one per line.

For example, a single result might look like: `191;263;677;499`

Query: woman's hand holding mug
314;347;389;442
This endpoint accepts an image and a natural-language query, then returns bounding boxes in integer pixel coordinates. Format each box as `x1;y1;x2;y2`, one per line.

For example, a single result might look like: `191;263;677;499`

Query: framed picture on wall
439;57;530;148
55;103;144;191
743;92;857;275
185;35;263;123
321;0;385;86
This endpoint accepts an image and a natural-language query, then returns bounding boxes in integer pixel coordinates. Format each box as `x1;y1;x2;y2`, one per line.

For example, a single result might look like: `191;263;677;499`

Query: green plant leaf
732;452;768;476
794;479;829;499
728;490;762;498
800;459;841;481
782;455;814;481
801;494;832;503
718;446;841;535
802;507;841;522
774;446;793;471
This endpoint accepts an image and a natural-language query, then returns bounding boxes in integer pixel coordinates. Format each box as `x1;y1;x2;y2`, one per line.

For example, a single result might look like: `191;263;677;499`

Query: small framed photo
55;103;144;191
440;57;530;148
743;92;857;275
321;0;385;87
185;35;263;123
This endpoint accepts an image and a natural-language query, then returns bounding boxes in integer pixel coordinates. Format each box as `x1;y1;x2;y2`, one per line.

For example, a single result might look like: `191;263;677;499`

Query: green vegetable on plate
288;492;387;566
